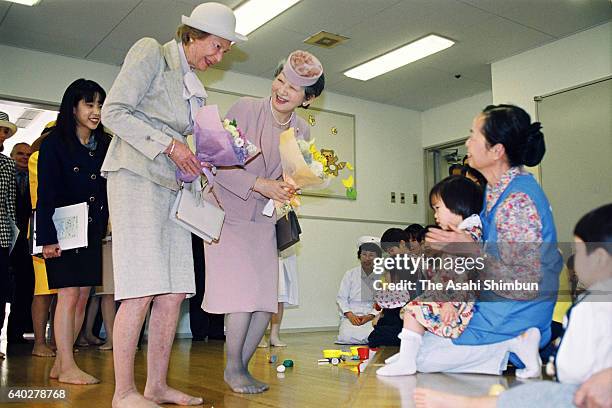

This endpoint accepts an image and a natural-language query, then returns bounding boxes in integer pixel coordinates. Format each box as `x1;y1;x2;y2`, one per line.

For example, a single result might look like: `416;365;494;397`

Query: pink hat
282;50;323;87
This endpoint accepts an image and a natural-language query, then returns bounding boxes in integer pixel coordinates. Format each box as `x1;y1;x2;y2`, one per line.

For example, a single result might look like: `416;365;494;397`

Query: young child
377;175;483;376
413;203;612;408
368;228;415;348
404;223;425;252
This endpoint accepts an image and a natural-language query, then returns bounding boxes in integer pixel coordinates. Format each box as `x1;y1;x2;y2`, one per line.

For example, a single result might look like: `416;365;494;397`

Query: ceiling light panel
4;0;42;6
234;0;301;36
344;34;455;81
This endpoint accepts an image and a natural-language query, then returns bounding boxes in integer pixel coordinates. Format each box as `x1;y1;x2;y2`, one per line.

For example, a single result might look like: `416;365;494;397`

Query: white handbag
170;182;225;243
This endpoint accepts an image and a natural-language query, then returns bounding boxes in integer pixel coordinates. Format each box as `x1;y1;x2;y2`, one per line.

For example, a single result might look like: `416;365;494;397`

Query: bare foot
98;342;113;351
143;386;203;406
58;367;100;385
270;337;286;347
49;360;59;379
32;343;56;357
414;388;495;408
224;370;268;394
257;338;269;348
113;391;162;408
75;337;89;347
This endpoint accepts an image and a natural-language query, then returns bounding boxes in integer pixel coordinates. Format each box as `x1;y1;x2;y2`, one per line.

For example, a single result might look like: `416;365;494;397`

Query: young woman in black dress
37;79;111;384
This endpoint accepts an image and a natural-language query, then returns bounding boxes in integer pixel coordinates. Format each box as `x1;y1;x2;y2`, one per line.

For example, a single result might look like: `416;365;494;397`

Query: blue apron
453;172;562;366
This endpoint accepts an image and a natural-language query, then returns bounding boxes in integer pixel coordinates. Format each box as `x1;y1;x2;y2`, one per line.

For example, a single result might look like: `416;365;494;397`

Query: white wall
1;44;424;333
421;91;493;148
491;22;612;116
0;44;120;104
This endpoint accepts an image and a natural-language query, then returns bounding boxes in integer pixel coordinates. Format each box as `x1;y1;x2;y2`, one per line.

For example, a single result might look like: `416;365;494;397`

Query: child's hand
426;224;478;255
440;303;458;325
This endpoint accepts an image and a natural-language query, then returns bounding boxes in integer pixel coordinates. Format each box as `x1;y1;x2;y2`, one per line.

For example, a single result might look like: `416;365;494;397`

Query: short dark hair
55;78;106;151
480;104;546;167
429;175;483;219
380;228;408;251
574;203;612;255
358;242;382;258
273;61;325;109
404;224;424;242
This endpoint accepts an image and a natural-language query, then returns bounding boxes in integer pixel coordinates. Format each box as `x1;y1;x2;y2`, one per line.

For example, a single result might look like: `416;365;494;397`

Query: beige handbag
170;182;225;243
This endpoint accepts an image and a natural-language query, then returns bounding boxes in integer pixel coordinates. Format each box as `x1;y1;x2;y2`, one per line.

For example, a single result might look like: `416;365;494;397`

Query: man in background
8;143;34;344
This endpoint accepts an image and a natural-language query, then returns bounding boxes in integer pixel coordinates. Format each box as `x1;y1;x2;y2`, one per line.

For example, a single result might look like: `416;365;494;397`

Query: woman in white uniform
336;237;382;344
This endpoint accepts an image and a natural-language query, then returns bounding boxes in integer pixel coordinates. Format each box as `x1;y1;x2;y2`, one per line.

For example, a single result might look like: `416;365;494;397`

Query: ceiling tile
264;0;403;36
459;0;612;38
390;74;490;111
0;26;92;57
341;0;495;58
458;14;556;62
87;45;132;66
0;2;10;19
0;0;140;58
88;0;194;59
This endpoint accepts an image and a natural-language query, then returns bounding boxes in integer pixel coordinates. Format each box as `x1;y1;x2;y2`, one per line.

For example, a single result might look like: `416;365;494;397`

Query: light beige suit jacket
101;38;191;191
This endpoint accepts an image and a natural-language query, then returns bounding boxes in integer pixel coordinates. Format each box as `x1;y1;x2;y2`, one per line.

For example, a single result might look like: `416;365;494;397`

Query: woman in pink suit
203;50;325;394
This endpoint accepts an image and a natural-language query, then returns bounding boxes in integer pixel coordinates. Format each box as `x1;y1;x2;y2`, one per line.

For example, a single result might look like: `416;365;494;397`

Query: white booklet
31;202;89;255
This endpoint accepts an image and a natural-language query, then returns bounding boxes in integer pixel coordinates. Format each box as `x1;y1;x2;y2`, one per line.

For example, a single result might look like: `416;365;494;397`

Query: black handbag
276;210;301;251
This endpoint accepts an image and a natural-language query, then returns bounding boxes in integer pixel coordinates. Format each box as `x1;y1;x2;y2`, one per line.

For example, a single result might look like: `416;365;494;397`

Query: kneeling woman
37;79;110;384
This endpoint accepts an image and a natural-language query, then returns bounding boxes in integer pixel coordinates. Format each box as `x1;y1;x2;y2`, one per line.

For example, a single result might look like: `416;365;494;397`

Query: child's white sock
376;329;422;376
384;352;400;364
509;327;542;379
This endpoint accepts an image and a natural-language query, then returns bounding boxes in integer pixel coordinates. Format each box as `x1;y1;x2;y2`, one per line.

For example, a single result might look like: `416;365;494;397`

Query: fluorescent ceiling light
4;0;41;5
234;0;301;36
344;34;455;81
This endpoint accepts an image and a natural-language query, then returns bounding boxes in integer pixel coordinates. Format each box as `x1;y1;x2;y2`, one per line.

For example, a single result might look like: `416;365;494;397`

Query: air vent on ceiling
15;109;41;128
304;31;349;49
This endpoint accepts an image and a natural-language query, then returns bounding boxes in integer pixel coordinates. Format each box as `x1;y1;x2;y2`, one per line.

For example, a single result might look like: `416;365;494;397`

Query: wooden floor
0;332;514;408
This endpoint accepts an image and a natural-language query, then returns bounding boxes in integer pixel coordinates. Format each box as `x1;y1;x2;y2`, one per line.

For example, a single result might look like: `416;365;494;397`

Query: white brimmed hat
182;2;247;43
0;111;17;137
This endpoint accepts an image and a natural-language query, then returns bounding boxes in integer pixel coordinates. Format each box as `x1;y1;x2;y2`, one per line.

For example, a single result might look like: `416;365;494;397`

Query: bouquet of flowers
276;128;353;214
177;105;258;183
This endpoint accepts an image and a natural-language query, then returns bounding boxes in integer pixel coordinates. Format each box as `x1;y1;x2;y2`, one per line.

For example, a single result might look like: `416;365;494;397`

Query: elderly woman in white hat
0;111;17;360
100;3;246;407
